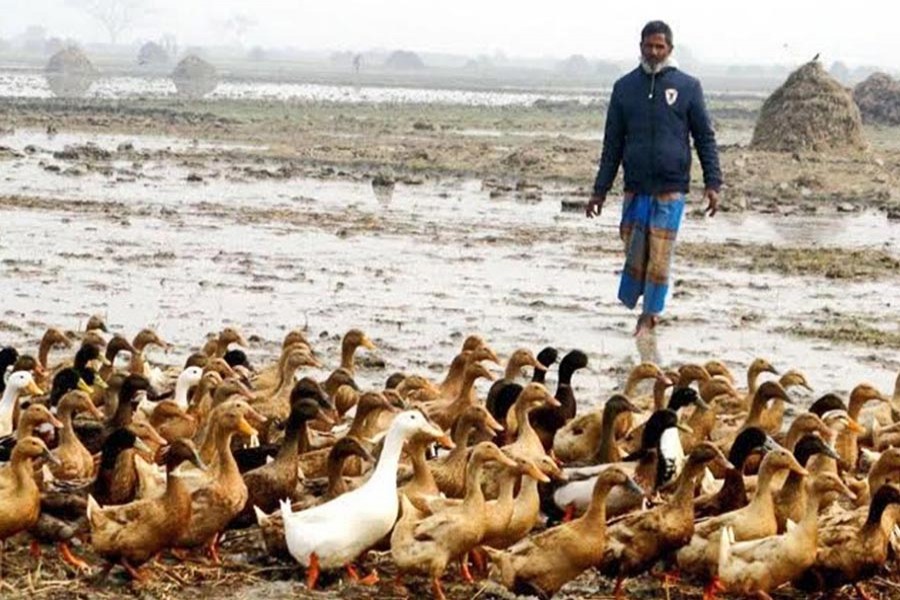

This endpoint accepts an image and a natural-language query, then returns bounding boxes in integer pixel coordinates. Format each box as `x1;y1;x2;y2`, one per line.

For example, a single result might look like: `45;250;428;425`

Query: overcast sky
3;0;898;68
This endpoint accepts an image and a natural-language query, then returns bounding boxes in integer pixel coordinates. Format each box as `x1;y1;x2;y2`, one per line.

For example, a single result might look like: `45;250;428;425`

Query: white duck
138;365;203;416
0;371;44;437
280;409;444;589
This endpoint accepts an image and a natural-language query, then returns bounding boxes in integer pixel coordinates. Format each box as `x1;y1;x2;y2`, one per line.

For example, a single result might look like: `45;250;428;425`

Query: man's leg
639;195;686;333
618;195;652;313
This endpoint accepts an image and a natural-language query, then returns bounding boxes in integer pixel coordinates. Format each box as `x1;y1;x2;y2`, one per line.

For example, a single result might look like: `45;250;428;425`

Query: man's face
640;33;672;66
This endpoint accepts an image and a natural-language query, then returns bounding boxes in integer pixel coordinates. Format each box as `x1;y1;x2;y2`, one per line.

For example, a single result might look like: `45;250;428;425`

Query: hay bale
44;46;97;98
171;54;218;98
751;61;866;153
137;41;169;67
853;72;900;126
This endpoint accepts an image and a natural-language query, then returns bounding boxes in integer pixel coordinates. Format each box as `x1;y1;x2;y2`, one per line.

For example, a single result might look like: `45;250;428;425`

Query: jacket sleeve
592;84;625;196
688;80;723;191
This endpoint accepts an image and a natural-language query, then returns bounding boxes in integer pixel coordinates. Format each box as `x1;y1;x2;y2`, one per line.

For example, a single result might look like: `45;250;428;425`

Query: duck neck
653;380;669;411
671;463;705;508
749;464;779;513
504;358;523;380
340;341;357;373
213;427;240;480
747;366;763;397
326;455;351;497
409;442;437;493
173;376;192;411
38;337;54;369
595;409;621;463
368;424;406;488
495;470;519;514
624;372;648;397
440;354;467;393
892;374;900;415
512;402;539;445
58;406;78;446
10;453;37;489
583;484;611;524
779;471;807;511
276;416;305;461
461;458;486;508
745;394;769;426
0;385;18;422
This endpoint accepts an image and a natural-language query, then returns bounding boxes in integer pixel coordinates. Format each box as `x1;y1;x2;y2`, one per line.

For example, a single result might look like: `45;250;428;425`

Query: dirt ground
1;77;900;599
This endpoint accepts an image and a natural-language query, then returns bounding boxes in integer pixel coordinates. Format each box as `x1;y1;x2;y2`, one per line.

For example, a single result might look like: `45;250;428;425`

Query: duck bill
523;461;551;483
88;403;105;420
237;417;258;438
821;443;841;462
497;452;519;470
484;413;505;433
715;455;735;471
24;379;44;396
531;359;548;372
361;337;377;351
434;434;455;450
93;376;109;391
42;448;62;466
78;377;94;395
134;437;153;454
624;476;645;497
544;394;562;408
676;423;694;434
48;414;64;429
848;419;865;434
245;407;267;427
484;347;501;365
315;408;337;428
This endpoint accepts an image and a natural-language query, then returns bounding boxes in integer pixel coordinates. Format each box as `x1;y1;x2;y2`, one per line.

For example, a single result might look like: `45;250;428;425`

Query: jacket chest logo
665;88;678;106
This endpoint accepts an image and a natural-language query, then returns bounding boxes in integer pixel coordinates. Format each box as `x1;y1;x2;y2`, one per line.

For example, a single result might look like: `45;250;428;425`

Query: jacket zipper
649;71;657;191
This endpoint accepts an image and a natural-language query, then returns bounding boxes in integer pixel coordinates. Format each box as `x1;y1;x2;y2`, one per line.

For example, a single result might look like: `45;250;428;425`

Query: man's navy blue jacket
592;65;722;197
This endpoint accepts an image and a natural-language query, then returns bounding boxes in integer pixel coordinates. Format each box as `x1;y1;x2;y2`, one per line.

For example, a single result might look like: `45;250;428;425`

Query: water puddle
1;129;898;404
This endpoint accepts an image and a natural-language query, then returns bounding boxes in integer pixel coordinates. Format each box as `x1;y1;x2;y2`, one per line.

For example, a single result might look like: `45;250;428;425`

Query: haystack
172;54;218;98
138;41;169;67
44;46;97;98
751;61;866;153
853;72;900;126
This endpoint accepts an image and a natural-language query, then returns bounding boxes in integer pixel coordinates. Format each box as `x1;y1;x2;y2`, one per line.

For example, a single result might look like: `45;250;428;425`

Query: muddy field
1;69;900;599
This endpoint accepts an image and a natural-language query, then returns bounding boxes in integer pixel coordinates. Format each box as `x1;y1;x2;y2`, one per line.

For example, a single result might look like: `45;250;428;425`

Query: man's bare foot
634;314;659;337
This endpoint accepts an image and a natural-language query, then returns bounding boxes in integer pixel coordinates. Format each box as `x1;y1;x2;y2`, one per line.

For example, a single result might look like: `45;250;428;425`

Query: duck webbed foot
58;542;91;571
306;552;320;590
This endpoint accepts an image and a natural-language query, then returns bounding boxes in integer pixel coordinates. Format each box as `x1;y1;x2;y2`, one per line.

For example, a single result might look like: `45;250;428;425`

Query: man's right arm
587;85;625;217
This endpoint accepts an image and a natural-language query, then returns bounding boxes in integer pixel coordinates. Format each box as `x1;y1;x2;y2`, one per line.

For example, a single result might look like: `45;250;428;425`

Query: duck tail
717;525;733;579
253;504;269;526
278;497;293;521
86;494;103;526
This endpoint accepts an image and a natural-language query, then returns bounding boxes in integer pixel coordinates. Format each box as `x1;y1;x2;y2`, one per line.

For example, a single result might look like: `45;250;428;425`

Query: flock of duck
2;317;900;600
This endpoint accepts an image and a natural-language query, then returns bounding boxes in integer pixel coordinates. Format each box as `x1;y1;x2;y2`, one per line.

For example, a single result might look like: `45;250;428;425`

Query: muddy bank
1;96;899;215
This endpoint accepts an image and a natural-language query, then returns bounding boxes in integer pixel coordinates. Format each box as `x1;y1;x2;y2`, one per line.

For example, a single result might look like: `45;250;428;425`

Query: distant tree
829;61;850;84
384;50;425;70
557;54;591;76
220;13;256;46
66;0;150;44
21;25;47;53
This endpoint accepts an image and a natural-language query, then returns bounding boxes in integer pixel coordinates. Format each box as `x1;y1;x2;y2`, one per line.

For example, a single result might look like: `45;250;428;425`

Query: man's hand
704;188;719;217
586;194;606;218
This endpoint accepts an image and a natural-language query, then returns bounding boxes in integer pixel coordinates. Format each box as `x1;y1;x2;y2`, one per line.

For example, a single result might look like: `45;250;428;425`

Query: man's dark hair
641;20;673;47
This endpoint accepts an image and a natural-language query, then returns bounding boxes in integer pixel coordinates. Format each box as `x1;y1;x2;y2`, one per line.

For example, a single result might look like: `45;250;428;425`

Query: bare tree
220;13;257;46
67;0;149;44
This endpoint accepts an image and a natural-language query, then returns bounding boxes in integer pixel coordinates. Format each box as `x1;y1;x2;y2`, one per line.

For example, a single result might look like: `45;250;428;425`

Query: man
586;20;722;337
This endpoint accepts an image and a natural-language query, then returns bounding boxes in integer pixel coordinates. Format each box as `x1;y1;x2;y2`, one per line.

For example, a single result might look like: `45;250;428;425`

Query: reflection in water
635;328;662;365
372;181;395;206
45;73;96;98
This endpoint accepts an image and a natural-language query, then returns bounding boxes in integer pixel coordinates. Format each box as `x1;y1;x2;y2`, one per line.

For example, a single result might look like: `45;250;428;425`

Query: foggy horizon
2;0;899;71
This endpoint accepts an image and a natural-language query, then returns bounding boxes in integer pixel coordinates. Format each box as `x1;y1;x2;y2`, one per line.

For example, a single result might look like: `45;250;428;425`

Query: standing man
586;20;722;337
